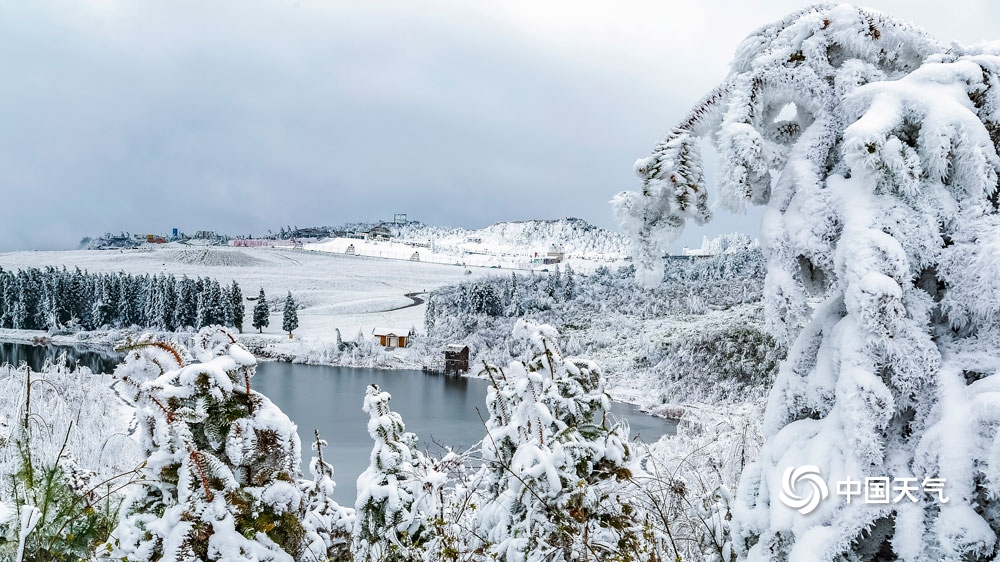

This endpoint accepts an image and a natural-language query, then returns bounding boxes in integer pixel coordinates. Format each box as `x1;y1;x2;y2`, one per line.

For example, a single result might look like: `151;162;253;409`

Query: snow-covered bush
630;400;765;562
301;430;354;561
616;4;1000;560
353;384;445;561
474;320;646;561
0;358;140;561
105;327;352;561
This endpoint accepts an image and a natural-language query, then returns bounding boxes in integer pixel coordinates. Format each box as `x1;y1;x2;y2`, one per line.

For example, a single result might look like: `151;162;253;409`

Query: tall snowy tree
423;295;436;331
160;274;178;331
229;280;245;333
175;276;198;330
252;288;269;334
615;5;1000;560
282;291;298;339
562;263;576;301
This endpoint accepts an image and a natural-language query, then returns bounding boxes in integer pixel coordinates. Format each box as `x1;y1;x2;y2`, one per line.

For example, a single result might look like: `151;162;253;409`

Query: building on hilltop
367;226;392;241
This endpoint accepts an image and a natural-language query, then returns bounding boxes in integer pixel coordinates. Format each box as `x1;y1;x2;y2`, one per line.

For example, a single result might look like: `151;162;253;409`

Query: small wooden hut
373;327;412;349
444;344;470;374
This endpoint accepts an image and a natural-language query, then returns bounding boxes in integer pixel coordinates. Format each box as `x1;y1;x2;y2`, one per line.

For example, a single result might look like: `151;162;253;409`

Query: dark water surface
252;362;677;506
0;341;676;506
0;340;123;373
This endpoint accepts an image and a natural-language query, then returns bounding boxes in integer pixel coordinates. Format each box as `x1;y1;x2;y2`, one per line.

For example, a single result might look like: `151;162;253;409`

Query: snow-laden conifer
353;384;442;561
283;291;298;339
475;320;643;561
253;288;270;334
106;327;351;561
614;4;1000;559
229;281;244;333
300;430;354;561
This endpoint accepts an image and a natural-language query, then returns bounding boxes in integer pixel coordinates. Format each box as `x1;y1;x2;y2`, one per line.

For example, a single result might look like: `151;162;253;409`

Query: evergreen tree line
0;266;245;332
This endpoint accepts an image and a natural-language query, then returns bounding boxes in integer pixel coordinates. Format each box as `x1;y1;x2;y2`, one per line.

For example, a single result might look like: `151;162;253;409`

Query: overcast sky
1;1;997;252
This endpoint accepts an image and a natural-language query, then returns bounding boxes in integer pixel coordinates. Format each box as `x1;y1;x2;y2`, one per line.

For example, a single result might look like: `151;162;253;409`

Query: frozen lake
0;341;676;505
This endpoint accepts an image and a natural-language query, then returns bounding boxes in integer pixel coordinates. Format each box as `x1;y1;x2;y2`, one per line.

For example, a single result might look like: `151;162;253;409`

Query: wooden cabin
373;327;412;349
444;344;470;374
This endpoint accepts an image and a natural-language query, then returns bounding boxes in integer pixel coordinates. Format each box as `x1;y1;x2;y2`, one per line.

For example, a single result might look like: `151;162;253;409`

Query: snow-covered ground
0;245;489;346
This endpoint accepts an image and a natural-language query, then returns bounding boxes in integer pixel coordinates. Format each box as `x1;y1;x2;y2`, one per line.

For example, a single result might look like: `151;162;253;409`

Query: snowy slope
394;217;628;262
302;218;628;272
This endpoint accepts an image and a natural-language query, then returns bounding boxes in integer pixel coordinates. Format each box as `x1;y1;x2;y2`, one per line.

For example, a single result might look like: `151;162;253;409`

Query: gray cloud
0;0;996;252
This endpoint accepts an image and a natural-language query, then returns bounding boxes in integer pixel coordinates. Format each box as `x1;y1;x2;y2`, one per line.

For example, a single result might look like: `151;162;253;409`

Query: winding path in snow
383;292;426;312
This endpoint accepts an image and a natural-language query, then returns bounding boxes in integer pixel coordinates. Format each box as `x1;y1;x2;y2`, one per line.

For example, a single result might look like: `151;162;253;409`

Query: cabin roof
373;327;412;336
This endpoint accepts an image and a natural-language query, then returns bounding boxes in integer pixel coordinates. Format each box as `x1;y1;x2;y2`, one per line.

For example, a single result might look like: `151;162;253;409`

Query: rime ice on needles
475;320;644;562
353;384;442;561
615;4;1000;561
106;326;352;561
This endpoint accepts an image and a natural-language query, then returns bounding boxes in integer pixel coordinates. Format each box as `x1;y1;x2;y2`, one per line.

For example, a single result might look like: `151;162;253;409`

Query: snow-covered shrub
648;306;784;403
629;400;765;562
300;430;354;561
0;359;140;561
353;384;445;561
616;4;1000;560
105;327;352;561
474;321;646;561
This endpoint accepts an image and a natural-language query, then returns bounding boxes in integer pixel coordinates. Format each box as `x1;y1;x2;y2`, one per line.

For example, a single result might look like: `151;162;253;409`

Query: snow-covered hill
393;217;627;259
304;218;629;271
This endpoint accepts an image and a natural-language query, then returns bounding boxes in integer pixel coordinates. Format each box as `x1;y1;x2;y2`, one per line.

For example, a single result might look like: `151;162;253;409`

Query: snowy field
0;245;492;344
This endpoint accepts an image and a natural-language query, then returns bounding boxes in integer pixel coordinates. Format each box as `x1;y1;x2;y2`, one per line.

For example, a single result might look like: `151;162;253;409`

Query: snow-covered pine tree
107;328;311;561
0;271;14;328
162;274;178;331
614;5;1000;560
545;266;560;300
175;276;198;330
253;288;269;333
562;263;576;301
229;281;244;333
208;279;224;327
476;321;643;562
118;273;140;328
90;276;110;330
218;282;234;329
195;282;209;329
353;384;438;561
282;291;298;339
424;296;436;331
143;274;162;330
16;270;40;330
300;430;354;561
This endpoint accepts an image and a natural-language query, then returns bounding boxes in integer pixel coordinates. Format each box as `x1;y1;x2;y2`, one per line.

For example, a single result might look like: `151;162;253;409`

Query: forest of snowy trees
0;267;245;333
423;235;783;403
